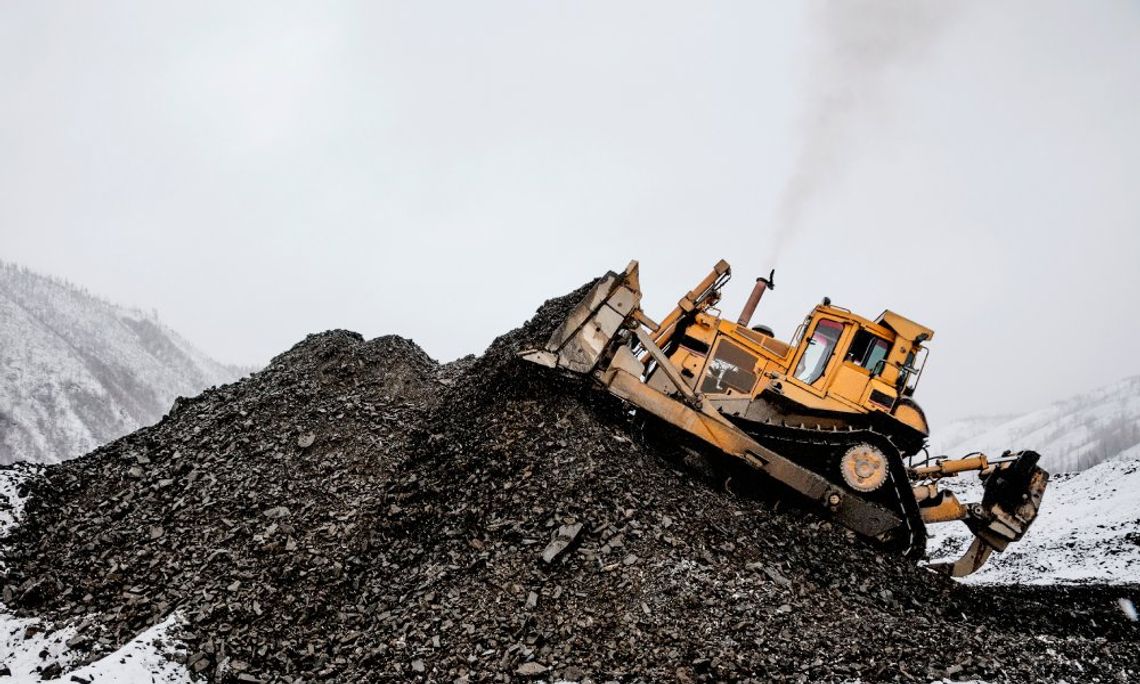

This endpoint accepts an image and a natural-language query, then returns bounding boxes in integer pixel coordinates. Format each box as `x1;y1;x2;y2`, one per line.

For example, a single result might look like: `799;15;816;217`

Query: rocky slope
1;286;1136;682
931;376;1140;473
0;262;244;465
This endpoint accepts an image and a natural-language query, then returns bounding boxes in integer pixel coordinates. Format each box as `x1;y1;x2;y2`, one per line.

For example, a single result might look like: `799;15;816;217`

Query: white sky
2;1;1139;426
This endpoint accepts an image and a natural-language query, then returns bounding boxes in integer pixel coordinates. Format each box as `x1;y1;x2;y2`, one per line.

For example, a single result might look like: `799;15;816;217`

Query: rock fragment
516;661;548;676
541;523;583;564
262;506;290;519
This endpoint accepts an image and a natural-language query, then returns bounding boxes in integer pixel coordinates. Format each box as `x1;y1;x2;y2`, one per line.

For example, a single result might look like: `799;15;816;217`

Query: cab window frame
699;338;760;396
793;317;846;387
846;329;891;378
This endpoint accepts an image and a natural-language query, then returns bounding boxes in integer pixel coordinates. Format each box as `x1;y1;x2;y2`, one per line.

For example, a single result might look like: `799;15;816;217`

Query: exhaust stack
737;269;775;327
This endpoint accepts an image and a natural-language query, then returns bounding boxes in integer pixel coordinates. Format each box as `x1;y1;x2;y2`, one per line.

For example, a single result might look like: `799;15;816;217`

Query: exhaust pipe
737;269;775;327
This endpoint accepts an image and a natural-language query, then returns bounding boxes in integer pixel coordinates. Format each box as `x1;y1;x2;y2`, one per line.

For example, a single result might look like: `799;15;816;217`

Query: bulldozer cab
776;307;932;416
684;303;932;439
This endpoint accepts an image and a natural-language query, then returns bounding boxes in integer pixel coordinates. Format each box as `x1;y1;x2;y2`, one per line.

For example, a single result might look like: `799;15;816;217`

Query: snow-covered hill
925;415;1013;456
930;376;1140;473
0;262;244;465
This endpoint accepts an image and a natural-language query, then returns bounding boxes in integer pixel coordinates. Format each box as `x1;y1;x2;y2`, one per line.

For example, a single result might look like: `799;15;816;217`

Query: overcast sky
3;1;1139;426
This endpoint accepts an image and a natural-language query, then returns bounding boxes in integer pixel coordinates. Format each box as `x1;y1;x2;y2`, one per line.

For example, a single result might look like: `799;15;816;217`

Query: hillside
931;376;1140;473
926;414;1013;456
1;285;1136;683
0;262;244;465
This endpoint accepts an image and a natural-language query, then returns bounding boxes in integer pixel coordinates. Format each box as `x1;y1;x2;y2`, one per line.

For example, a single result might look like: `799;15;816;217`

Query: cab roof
813;305;934;345
876;310;935;343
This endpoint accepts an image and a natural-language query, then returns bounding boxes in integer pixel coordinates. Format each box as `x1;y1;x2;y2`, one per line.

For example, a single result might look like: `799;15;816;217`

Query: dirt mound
1;330;437;679
2;288;1138;683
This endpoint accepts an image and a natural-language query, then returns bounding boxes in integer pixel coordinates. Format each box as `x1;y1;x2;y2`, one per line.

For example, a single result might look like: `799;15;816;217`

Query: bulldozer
521;260;1049;577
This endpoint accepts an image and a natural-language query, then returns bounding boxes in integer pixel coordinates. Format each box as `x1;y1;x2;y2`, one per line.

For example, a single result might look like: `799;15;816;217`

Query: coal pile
2;289;1138;683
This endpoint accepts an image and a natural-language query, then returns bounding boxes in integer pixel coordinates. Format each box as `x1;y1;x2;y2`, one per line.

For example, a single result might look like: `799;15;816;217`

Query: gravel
2;286;1137;682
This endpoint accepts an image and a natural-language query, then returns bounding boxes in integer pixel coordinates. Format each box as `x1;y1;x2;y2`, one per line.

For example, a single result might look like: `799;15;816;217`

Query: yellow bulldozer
522;260;1049;577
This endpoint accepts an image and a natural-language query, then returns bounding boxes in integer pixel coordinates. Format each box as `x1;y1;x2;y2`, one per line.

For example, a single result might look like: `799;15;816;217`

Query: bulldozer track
635;409;928;560
735;418;928;560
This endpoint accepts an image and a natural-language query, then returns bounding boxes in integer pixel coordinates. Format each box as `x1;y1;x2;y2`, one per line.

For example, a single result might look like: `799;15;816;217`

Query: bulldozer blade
520;261;642;374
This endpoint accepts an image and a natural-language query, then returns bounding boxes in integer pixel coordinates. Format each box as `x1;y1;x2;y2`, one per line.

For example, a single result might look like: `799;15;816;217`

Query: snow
0;466;190;682
932;376;1140;473
1119;598;1138;622
926;454;1140;585
0;613;189;683
926;414;1014;455
0;464;37;539
0;262;246;465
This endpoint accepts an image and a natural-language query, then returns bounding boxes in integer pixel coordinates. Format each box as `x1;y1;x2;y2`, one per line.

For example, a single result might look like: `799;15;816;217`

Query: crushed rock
1;287;1137;682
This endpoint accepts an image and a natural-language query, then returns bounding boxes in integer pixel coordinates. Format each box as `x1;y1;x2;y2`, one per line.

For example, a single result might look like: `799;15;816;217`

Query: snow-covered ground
925;376;1140;585
0;613;189;683
0;464;36;539
926;446;1140;585
0;466;190;682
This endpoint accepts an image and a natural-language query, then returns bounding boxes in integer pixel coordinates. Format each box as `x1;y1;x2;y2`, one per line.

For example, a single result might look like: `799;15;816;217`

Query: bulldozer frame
522;260;1048;577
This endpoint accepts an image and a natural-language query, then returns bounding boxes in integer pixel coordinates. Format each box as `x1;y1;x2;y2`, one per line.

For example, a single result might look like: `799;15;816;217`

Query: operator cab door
788;317;850;397
829;328;892;408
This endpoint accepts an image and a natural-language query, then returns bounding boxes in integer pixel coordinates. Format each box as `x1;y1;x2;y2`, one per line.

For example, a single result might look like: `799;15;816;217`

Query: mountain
926;414;1015;456
0;262;245;465
929;376;1140;473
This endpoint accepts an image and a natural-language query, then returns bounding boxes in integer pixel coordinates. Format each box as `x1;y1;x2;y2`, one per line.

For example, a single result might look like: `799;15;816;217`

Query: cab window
700;339;759;395
847;329;890;376
794;319;844;385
